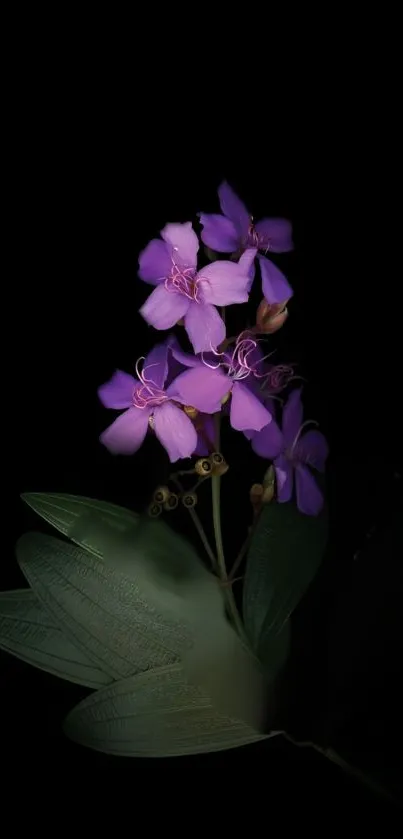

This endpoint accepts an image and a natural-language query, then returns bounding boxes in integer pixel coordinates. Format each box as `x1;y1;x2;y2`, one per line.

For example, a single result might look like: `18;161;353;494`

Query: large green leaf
0;589;112;688
243;500;329;652
16;532;189;679
63;662;271;757
21;493;139;557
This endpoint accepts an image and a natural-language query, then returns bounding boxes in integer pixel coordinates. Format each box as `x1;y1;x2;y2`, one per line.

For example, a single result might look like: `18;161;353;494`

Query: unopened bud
209;451;229;476
183;404;198;419
182;491;198;508
153;485;170;504
262;466;276;503
256;299;289;334
147;502;162;518
250;483;264;504
163;492;179;511
194;457;213;477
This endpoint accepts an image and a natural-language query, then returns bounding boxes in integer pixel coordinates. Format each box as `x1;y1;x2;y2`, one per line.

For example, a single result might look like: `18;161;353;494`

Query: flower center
201;332;258;382
164;257;201;302
132;357;169;409
244;219;271;253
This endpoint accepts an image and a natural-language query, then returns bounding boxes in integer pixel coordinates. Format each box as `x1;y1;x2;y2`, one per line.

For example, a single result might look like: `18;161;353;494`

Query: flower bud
147;501;162;518
209;452;229;476
182;491;198;508
153;485;170;504
163;492;179;511
194;457;213;477
262;466;276;504
256;299;289;334
250;483;264;516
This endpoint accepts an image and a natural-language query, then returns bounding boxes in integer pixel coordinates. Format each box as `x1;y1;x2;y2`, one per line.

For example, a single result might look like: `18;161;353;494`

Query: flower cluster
98;182;328;514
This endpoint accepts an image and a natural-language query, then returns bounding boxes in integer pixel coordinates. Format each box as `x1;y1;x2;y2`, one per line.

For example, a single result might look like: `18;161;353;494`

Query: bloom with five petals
138;221;256;354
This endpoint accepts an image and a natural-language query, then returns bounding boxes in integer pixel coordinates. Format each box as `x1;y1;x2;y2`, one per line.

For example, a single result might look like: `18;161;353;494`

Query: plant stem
211;413;247;642
170;474;217;571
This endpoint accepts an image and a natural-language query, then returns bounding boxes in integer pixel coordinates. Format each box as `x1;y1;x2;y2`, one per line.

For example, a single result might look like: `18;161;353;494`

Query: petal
153;402;198;462
238;248;257;290
258;255;293;305
160;222;199;268
218;181;250;237
100;407;149;455
143;337;173;389
184;302;226;353
171;345;202;368
193;413;215;455
294;430;329;472
251;417;283;459
274;454;294;503
167;366;229;414
140;284;190;331
198;213;240;252
230;382;273;432
197;261;250;307
295;464;324;515
98;370;136;410
282;387;304;445
255;218;294;253
138;239;172;285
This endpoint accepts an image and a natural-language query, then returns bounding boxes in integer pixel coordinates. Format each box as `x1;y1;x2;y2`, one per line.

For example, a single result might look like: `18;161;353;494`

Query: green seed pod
147;502;162;518
182;492;198;508
209;451;229;476
163;492;179;511
153;485;170;504
194;458;212;477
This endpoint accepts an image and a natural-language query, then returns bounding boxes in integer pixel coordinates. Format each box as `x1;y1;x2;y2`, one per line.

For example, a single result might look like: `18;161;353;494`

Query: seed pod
194;457;212;477
153;485;170;504
262;464;275;503
209;451;229;476
183;404;198;419
163;492;179;511
147;502;162;518
182;492;198;508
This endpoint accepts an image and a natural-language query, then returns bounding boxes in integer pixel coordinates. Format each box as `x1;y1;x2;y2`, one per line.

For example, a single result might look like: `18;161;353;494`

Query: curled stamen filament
289;419;320;456
133;357;168;408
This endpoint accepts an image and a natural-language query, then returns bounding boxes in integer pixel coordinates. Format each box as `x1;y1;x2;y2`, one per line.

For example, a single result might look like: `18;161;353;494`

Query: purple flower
138;221;256;354
98;337;198;463
168;333;274;433
251;388;329;515
199;181;294;306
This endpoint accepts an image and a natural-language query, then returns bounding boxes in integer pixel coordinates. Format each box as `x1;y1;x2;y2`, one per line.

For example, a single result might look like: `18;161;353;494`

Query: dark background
2;75;402;811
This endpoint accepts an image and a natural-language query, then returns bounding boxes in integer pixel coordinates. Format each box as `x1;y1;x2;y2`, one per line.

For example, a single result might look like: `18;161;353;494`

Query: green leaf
21;493;139;558
243;500;329;652
16;532;189;679
0;589;112;688
63;662;271;757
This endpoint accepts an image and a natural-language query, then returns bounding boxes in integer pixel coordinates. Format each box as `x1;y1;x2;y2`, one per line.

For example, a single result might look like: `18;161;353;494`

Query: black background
2;64;402;812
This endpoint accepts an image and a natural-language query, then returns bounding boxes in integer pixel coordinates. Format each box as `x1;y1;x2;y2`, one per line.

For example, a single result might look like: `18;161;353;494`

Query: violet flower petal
171;344;202;369
193;413;215;456
184;301;226;354
167;366;229;414
274;454;294;503
143;337;173;390
138;239;172;285
238;247;257;290
198;213;239;252
255;218;294;253
98;370;136;410
294;430;329;473
100;406;150;455
153;401;197;463
218;181;250;238
230;382;272;432
295;463;324;515
258;255;293;305
282;387;304;447
251;417;283;459
197;260;251;307
160;222;199;269
140;284;190;331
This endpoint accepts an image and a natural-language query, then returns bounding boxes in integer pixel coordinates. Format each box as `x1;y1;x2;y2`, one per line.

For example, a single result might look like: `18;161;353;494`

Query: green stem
211;413;247;642
170;474;217;571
